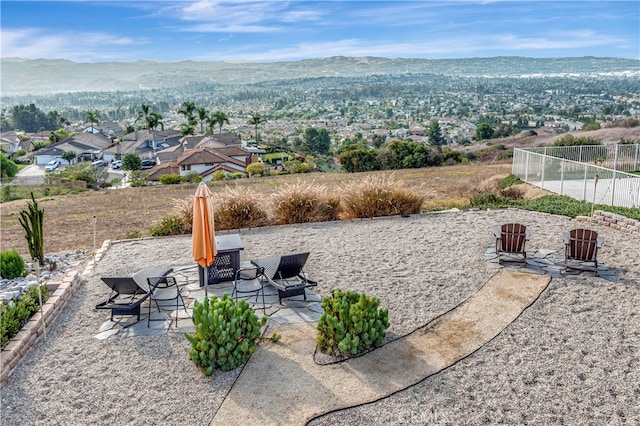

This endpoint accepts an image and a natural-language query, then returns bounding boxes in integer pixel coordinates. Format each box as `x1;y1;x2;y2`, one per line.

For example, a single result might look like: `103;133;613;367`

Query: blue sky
1;1;638;62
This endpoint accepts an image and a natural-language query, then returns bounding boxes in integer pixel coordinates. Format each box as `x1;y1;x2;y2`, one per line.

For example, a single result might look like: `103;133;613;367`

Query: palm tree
84;110;100;132
148;112;164;131
211;110;230;134
180;124;196;136
247;113;266;142
137;103;152;130
196;107;209;134
178;101;197;126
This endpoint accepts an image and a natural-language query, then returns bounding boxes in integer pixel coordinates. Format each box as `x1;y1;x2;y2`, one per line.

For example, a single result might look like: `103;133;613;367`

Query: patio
93;262;324;340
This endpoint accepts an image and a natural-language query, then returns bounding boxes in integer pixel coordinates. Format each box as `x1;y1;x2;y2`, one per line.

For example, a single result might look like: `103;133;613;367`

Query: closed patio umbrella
192;182;217;292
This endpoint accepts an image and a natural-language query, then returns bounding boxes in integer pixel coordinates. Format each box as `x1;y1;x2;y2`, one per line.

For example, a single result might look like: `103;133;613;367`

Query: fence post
579;145;583;163
613;144;619;172
611;170;616;206
540;151;546;189
582;165;588;201
560;160;565;195
525;151;530;182
634;144;639;171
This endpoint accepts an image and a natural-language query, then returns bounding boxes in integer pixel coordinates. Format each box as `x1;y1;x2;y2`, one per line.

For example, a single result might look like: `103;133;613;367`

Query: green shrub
468;192;513;208
213;187;268;230
0;250;26;279
271;180;341;224
184;171;203;183
212;170;226;181
497;174;524;189
184;294;266;374
159;173;184;185
341;174;425;218
317;289;390;357
224;172;244;180
246;162;265;177
292;162;313;174
1;285;48;348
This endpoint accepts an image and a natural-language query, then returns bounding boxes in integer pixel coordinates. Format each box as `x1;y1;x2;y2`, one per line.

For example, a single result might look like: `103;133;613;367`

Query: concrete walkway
210;270;551;425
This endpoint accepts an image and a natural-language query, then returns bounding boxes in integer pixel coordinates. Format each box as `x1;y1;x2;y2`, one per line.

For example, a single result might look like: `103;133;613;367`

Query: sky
1;1;638;63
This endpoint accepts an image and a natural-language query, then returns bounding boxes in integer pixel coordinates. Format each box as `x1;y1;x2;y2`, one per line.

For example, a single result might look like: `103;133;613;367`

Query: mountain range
2;56;639;97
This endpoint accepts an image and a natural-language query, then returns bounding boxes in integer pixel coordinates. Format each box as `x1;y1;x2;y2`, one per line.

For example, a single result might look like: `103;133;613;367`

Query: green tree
148;112;164;131
61;150;76;165
7;104;62;132
426;120;446;146
49;128;72;143
301;127;331;154
210;110;229;134
196;107;210;134
180;124;196;136
247;113;266;141
475;123;494;141
338;147;380;172
0;152;18;178
137;103;153;129
178;101;197;126
122;153;142;171
84;110;100;131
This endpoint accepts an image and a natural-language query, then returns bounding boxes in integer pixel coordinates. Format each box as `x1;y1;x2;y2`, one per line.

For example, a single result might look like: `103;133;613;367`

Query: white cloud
1;28;148;61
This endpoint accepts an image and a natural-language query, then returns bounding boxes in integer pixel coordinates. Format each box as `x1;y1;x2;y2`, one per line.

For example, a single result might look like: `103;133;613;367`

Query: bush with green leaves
185;294;266;374
212;170;226;181
159;173;184;185
271;180;341;224
1;285;48;348
1;250;26;279
246;162;265;177
341;174;425;218
317;289;390;357
224;172;244;180
128;170;148;187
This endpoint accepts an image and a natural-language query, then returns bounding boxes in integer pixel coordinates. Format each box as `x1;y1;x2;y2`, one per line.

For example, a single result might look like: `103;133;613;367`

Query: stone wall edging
0;239;111;387
574;210;640;235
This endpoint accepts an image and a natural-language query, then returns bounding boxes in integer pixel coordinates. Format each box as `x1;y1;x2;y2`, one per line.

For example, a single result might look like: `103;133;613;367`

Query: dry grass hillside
0;163;520;258
461;126;640;161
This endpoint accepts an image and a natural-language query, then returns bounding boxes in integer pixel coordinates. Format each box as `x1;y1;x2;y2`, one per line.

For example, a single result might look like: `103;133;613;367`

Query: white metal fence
523;144;640;173
512;146;640;208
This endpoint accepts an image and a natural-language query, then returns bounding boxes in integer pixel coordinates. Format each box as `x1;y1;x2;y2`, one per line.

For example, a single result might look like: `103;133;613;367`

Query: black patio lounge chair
231;265;268;313
95;267;172;321
147;276;190;327
251;252;317;304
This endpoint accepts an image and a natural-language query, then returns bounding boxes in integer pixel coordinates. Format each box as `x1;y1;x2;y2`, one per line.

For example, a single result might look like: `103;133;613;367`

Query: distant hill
2;56;639;96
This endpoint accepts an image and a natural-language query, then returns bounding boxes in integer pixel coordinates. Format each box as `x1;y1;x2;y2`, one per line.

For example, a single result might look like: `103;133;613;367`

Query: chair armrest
596;236;604;248
492;227;501;239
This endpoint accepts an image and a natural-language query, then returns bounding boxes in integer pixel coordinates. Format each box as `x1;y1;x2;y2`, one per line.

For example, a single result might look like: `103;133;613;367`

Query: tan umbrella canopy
192;182;217;289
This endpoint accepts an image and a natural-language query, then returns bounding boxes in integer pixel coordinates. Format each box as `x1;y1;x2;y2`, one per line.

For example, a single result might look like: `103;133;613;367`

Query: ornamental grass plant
340;174;425;218
213;187;268;230
271;180;341;224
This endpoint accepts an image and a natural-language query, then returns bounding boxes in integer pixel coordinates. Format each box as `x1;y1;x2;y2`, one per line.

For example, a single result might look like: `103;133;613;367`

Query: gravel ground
1;209;638;425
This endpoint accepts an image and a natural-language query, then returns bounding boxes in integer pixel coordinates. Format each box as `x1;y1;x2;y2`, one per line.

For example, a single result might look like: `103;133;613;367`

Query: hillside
2;56;638;96
0;164;516;258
